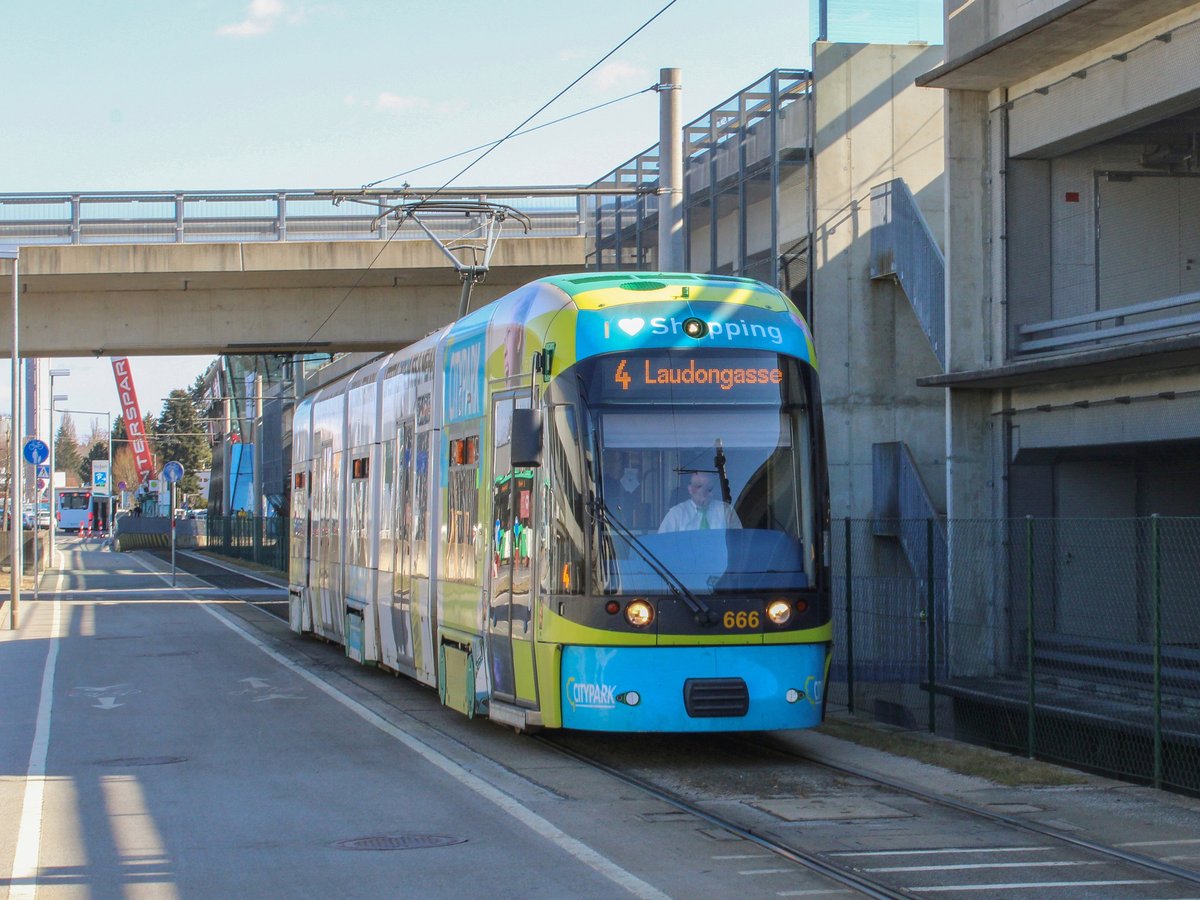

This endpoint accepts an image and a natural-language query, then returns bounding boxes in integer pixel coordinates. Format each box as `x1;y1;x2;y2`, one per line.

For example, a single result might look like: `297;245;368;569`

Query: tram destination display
596;352;786;402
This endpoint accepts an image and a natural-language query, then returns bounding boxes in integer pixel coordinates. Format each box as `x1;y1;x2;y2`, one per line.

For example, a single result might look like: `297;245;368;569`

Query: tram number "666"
722;611;759;630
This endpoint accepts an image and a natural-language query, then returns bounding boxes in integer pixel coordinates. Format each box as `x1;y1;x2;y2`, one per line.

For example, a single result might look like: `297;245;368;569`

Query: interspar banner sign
111;357;155;482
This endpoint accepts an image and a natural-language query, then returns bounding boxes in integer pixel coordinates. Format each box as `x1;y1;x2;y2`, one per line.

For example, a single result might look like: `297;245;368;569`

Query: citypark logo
606;314;783;345
565;676;617;710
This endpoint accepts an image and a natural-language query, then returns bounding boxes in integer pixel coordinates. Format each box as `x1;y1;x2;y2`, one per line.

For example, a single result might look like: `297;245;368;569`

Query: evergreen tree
156;390;211;496
79;439;109;486
54;414;83;486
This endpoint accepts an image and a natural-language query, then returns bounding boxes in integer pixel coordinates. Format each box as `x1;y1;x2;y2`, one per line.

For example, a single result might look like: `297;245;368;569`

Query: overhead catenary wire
363;86;659;189
297;0;680;351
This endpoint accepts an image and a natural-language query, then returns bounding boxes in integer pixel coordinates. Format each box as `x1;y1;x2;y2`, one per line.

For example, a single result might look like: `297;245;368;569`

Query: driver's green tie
700;510;709;529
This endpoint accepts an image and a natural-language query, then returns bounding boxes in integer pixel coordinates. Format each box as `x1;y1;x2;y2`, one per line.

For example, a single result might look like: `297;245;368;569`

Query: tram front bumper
560;643;827;732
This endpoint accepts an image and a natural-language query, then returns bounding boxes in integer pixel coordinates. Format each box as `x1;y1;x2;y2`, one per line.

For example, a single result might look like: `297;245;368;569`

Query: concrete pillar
943;86;1000;677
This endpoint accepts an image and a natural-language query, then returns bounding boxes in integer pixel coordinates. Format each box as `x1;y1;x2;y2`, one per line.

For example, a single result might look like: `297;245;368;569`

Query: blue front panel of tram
560;643;827;732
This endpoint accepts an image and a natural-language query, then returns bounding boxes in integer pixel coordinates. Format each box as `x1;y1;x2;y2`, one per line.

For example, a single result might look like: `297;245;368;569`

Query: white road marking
93;697;123;710
829;846;1048;857
910;880;1168;892
739;868;792;875
714;854;772;859
868;860;1102;873
129;554;669;900
8;573;64;900
1120;838;1200;847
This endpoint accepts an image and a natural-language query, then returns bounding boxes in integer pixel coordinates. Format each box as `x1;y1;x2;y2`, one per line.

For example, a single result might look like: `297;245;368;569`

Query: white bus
56;488;92;532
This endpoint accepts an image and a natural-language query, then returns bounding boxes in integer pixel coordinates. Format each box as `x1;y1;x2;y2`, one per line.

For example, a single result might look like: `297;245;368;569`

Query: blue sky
2;0;941;440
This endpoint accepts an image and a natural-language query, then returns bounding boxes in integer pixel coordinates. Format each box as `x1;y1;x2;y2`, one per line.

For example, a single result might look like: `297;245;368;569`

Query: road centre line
8;573;64;900
127;553;669;900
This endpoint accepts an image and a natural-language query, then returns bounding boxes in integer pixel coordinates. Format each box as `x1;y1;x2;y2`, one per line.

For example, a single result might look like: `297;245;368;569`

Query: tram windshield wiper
588;495;716;626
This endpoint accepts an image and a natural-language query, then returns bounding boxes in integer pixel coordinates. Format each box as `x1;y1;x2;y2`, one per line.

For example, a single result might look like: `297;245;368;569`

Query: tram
288;272;831;732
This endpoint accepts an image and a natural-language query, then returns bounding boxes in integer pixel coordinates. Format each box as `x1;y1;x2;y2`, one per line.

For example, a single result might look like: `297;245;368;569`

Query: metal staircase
869;178;946;372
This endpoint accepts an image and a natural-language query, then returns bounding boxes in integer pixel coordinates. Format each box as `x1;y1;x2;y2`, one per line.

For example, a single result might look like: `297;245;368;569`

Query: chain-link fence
204;516;289;573
828;516;1200;795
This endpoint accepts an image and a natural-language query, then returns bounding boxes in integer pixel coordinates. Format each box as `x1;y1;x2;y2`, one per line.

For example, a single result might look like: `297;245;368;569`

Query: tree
110;414;157;490
54;414;83;486
156;390;211;496
79;439;109;486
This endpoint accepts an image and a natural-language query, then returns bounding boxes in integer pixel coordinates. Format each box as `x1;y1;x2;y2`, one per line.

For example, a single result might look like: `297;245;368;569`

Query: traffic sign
163;461;185;484
23;439;49;465
36;463;49;480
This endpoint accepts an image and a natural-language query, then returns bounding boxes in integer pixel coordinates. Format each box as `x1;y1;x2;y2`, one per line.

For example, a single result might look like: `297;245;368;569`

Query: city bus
56;488;92;531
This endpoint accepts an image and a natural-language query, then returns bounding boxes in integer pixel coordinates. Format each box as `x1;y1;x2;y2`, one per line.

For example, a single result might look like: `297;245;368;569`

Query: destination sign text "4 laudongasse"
612;358;784;391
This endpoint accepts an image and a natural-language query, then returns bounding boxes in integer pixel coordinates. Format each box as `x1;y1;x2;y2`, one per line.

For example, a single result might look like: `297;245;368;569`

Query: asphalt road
0;534;856;899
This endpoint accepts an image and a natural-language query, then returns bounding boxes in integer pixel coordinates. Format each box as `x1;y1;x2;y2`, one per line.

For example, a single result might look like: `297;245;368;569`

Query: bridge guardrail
0;190;588;245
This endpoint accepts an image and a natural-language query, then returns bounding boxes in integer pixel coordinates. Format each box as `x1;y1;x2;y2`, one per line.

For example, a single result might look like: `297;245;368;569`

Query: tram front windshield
555;349;820;595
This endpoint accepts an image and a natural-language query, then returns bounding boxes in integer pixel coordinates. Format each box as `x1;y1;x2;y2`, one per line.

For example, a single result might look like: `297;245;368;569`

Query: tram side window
395;423;414;596
379;440;395;574
447;431;481;584
348;455;370;568
412;430;431;579
546;405;584;595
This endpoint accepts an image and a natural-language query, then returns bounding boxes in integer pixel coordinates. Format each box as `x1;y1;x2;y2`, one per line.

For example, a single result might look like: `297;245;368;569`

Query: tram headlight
682;317;708;339
766;599;793;625
625;599;654;628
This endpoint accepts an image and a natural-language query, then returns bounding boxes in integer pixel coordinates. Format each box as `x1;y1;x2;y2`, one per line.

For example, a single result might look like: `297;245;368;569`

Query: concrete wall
812;42;948;518
0;237;585;356
0;529;50;574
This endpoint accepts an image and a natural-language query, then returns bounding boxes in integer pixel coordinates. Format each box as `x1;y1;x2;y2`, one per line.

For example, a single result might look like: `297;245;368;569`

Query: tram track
542;731;1200;898
537;733;910;898
747;732;1200;892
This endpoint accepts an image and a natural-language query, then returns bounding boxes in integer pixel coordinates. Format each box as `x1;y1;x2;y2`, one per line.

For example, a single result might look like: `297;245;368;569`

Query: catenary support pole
657;68;684;271
4;246;20;629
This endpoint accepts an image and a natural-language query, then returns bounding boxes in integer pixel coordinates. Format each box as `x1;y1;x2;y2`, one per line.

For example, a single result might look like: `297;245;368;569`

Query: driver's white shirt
658;500;742;532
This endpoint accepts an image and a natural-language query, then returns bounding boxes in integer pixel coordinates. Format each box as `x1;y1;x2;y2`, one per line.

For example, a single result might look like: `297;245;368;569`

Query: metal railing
587;68;812;278
205;515;289;572
0;189;591;246
870;178;946;371
831;516;1200;796
1016;288;1200;354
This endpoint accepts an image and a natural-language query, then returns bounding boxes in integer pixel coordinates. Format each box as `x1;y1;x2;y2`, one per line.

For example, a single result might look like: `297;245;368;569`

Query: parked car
20;506;51;529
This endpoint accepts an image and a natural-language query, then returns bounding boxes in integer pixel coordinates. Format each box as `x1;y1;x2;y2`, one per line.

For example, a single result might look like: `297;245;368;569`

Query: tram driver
658;471;742;533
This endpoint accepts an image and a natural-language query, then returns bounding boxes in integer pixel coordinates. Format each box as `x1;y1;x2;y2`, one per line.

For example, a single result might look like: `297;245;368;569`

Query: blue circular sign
23;439;49;465
162;461;185;484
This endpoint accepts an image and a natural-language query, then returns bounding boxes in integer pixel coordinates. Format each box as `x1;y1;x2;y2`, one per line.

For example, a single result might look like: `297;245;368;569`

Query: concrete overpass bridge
0;188;612;356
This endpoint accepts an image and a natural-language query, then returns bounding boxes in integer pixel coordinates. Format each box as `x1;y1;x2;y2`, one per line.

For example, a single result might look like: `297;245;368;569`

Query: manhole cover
334;834;466;851
95;756;188;767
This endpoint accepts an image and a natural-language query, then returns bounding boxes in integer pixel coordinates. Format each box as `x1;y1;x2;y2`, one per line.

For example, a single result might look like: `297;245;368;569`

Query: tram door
488;394;538;708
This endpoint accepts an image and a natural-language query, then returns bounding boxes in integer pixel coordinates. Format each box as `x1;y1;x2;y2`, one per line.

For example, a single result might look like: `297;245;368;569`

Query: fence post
926;517;935;734
1026;515;1035;759
844;517;854;714
1151;514;1162;789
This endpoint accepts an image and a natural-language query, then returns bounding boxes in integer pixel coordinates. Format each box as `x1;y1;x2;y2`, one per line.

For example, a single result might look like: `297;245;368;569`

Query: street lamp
2;244;20;631
47;368;69;567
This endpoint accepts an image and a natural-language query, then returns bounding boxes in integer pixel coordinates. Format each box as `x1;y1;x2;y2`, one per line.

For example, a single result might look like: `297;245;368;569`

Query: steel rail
536;734;912;900
750;733;1200;890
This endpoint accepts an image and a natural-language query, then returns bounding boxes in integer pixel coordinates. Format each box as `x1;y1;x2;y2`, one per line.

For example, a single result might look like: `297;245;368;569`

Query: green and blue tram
289;272;831;732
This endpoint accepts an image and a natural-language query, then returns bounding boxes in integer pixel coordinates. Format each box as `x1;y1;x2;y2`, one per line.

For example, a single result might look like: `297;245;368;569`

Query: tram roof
539;271;780;302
